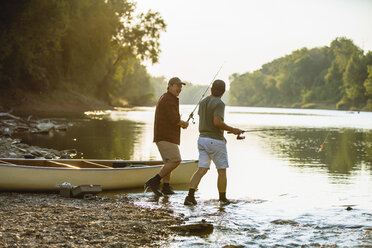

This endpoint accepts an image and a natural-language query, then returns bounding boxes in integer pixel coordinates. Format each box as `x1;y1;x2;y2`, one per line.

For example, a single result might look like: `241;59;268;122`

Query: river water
20;105;372;247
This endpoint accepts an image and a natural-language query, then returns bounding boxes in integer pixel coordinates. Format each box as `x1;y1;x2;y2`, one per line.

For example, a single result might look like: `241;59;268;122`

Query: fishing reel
187;113;195;125
227;131;245;140
190;116;195;125
236;133;245;140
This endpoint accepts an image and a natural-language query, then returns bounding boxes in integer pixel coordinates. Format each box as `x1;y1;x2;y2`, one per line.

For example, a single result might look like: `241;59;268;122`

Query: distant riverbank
0;89;114;114
0;88;347;116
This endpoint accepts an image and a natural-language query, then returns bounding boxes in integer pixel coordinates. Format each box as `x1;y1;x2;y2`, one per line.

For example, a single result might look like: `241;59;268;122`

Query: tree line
150;76;228;105
229;37;372;111
0;0;166;106
3;3;370;110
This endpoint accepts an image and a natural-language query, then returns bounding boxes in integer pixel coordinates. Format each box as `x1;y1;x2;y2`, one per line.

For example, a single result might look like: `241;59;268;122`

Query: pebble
0;193;183;247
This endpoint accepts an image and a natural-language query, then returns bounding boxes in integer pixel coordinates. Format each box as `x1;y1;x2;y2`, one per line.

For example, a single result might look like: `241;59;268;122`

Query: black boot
184;195;197;205
184;188;197;205
219;192;230;204
144;174;163;196
161;183;175;195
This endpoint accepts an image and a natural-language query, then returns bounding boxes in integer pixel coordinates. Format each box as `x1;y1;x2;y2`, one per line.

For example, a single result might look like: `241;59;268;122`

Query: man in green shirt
184;79;243;205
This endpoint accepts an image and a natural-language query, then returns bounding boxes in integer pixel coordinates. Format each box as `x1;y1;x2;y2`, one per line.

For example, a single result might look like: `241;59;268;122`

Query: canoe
0;158;198;191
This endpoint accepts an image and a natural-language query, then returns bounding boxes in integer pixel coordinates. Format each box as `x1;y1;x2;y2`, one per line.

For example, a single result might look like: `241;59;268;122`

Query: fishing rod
186;63;225;124
228;128;289;140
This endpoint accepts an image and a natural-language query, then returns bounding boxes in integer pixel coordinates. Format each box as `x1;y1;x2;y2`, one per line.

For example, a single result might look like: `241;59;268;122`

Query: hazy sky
136;0;372;87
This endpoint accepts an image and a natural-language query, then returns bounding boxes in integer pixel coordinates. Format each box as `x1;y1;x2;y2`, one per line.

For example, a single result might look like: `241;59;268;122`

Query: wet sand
0;192;183;247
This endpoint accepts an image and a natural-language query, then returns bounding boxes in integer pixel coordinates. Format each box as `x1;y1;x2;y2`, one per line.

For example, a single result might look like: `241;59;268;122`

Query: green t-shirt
198;95;225;141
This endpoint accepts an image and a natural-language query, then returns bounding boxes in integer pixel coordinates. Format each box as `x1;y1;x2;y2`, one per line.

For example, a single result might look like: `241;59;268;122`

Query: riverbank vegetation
0;0;165;110
1;2;371;112
229;37;372;111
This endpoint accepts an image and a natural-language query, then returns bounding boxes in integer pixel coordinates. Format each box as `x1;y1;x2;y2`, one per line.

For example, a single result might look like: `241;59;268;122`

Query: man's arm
213;115;242;135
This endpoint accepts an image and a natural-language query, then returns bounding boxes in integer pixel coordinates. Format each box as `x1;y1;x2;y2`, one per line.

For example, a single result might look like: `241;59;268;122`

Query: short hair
211;80;225;97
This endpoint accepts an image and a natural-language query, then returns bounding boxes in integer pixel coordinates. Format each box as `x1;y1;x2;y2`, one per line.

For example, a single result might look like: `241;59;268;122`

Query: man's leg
145;142;180;196
185;137;211;205
159;162;180;194
158;161;180;178
145;161;180;196
217;169;229;203
217;169;227;192
184;167;209;205
190;167;209;189
162;173;171;183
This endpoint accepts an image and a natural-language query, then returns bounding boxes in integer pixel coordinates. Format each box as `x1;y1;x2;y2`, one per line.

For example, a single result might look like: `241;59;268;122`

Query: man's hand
179;120;189;129
231;128;244;135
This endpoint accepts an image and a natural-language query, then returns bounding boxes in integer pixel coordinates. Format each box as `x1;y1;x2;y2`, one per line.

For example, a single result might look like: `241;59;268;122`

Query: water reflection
262;128;372;174
13;106;372;247
18;118;145;159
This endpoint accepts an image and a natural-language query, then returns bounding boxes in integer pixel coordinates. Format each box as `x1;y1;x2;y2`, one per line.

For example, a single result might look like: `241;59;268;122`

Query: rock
55;124;68;131
170;221;214;235
0;112;77;159
4;127;12;136
24;154;36;159
71;185;102;198
59;188;72;198
35;122;55;134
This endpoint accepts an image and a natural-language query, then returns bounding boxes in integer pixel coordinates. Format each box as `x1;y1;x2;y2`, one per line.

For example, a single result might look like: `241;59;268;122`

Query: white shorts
198;137;229;169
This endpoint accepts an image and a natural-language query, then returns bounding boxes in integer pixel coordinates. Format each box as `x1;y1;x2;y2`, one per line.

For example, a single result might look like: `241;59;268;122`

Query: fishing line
317;130;330;153
186;63;225;124
230;128;332;153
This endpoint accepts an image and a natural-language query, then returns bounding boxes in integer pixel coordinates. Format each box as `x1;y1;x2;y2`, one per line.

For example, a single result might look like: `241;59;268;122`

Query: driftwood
0;113;34;125
0;113;24;121
0;112;69;135
170;220;213;235
33;122;55;134
0;112;76;159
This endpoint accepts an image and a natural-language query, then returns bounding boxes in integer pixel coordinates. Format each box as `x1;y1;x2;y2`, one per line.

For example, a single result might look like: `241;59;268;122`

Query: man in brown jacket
145;77;189;196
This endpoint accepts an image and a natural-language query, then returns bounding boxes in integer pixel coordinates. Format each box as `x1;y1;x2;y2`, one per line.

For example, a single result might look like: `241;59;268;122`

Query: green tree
150;76;167;101
0;0;167;107
112;58;154;106
0;0;69;91
60;0;118;92
96;2;166;103
364;65;372;110
341;54;367;108
229;37;371;111
324;61;344;102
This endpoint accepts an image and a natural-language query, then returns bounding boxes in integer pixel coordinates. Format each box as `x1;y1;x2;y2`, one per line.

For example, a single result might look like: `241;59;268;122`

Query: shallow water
19;106;372;247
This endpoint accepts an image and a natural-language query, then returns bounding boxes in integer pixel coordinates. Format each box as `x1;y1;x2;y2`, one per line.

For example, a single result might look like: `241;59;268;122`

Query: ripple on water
108;192;372;247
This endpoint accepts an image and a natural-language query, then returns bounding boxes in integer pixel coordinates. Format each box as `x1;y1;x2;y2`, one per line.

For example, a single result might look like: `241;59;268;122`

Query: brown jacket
153;91;181;145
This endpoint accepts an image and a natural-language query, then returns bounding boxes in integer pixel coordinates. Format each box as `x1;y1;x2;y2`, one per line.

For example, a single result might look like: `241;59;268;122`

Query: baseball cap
168;77;186;86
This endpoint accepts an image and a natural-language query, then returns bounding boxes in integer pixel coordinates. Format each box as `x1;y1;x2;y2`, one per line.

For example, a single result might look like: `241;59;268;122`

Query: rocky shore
0;193;183;247
0;112;77;159
0;113;187;247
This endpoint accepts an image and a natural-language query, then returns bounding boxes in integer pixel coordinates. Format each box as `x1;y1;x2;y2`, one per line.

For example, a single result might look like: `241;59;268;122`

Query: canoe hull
0;159;198;191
